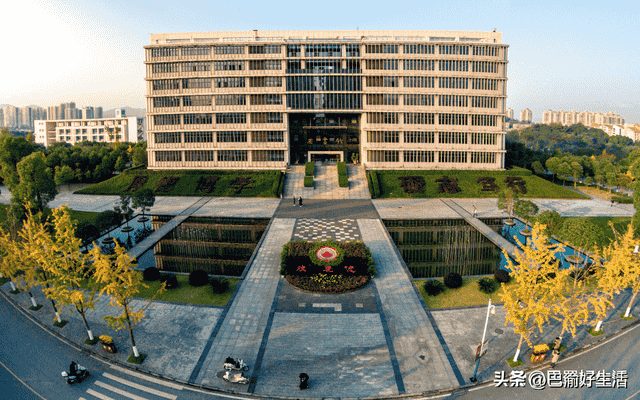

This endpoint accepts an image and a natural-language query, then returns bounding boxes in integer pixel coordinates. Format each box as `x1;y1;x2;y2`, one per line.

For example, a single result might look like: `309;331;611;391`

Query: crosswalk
78;365;183;400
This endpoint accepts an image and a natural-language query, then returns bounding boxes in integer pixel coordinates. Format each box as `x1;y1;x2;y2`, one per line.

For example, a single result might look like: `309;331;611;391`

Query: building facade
506;108;514;120
34;116;139;147
542;110;625;126
145;30;508;170
519;108;532;123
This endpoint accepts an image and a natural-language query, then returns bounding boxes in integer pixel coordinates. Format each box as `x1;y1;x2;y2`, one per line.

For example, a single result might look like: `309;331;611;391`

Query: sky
1;0;638;123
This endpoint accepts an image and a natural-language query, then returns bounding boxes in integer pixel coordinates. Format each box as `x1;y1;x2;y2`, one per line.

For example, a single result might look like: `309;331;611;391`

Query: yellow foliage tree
0;231;22;293
500;223;566;362
89;243;164;359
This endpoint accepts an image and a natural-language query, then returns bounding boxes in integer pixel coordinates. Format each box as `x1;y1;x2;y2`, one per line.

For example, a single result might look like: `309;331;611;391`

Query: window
215;77;245;88
152;63;180;73
472;61;499;73
213;61;244;71
183;95;212;107
151;47;179;57
286;93;362;110
216;113;246;124
215;95;246;106
366;59;398;70
367;131;399;143
287;76;361;91
152;79;180;90
182;46;210;56
248;44;281;54
471;78;498;91
217;131;247;142
439;151;467;163
470;152;497;164
365;44;398;53
154;115;180;125
367;112;398;124
287;45;301;57
471;115;498;126
156;151;182;162
366;76;399;87
213;45;244;54
403;76;434;88
345;44;360;57
439;95;468;107
404;150;434;163
218;150;248;162
306;44;341;57
438;132;467;144
367;94;398;106
184;131;214;143
439;77;468;89
439;113;468;125
403;44;434;54
153;97;180;108
404;94;434;106
155;132;181;143
252;131;284;142
404;131;435;143
182;61;211;72
250;94;282;105
439;45;469;55
185;150;215;162
253;150;285;162
183;113;212;125
403;59;435;71
251;112;283;124
249;60;282;70
404;113;435;125
438;60;469;72
472;45;499;57
182;78;211;89
367;150;399;162
470;96;498;108
470;132;496;145
250;77;282;87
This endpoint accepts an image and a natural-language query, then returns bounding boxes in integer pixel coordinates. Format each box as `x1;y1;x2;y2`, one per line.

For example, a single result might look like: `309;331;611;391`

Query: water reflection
137;216;269;276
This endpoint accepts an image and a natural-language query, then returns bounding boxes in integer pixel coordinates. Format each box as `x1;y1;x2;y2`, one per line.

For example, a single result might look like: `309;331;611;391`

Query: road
0;296;252;400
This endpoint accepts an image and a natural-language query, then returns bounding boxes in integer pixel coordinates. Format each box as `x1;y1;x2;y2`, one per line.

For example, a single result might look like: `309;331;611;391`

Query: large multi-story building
34;116;139;147
519;108;532;123
145;30;508;170
542;110;624;126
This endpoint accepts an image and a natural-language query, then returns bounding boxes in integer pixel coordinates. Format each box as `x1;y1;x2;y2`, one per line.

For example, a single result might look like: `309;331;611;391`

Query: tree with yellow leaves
500;223;566;363
0;230;21;294
89;243;164;361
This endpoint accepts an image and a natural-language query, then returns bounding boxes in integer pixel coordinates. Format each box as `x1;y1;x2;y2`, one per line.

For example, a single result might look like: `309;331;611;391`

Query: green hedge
337;162;347;176
338;175;349;187
277;171;286;197
612;195;633;204
304;176;314;187
271;171;284;197
305;162;314;176
369;171;380;198
367;173;375;197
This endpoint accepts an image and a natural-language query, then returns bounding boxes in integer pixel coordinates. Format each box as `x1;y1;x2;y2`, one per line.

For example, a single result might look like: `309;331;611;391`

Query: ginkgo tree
89;243;164;361
0;231;21;293
500;223;566;363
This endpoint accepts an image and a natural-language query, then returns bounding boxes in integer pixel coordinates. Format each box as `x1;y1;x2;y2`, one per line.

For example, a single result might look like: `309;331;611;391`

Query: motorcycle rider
69;361;78;377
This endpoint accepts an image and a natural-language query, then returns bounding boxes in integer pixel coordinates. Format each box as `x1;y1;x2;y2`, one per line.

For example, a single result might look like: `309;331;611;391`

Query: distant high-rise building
96;107;103;119
542;109;624;126
34;116;139;147
115;108;126;118
506;108;514;120
520;108;532;123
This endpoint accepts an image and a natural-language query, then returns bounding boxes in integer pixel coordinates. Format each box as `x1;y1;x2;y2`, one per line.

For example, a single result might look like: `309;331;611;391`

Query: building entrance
308;151;343;163
288;113;360;164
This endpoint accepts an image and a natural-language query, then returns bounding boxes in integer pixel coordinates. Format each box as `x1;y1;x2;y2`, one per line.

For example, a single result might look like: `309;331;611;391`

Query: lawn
373;170;589;199
413;276;513;309
135;274;239;306
75;169;282;197
555;216;632;249
0;204;100;226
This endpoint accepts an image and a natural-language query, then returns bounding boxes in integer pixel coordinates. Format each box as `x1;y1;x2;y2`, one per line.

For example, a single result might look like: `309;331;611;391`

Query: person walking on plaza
298;196;303;207
293;195;296;206
472;205;477;217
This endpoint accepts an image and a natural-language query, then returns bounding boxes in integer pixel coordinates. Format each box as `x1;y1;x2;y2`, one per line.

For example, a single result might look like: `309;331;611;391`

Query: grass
0;204;100;226
546;343;567;352
374;170;589;199
505;357;524;368
127;353;147;364
53;320;68;328
413;276;512;309
588;327;604;336
554;216;632;248
620;313;635;321
84;337;100;345
29;304;43;311
135;274;239;306
75;169;281;197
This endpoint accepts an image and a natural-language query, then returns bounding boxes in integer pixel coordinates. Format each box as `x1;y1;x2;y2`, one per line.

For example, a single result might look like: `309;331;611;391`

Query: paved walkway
283;164;370;200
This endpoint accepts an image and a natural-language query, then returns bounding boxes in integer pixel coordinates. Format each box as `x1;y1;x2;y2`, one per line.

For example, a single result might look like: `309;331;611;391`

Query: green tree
54;165;75;190
131;188;155;220
497;188;519;221
114;194;133;227
132;146;147;167
570;161;583;188
0;132;36;190
546;157;561;183
12;152;58;215
531;160;544;175
535;210;563;236
114;156;127;172
89;243;164;359
557;162;572;186
557;218;604;256
513;200;539;226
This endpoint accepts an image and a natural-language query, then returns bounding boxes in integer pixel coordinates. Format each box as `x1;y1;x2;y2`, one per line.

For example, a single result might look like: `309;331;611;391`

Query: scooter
223;357;249;371
61;365;90;385
222;370;249;384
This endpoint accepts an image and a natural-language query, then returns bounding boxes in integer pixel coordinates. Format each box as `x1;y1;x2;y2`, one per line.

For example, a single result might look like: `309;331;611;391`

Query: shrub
367;173;375;197
189;269;210;287
305;162;314;176
143;267;161;282
210;276;230;294
443;272;463;289
494;269;511;283
161;274;179;289
369;171;380;198
423;279;445;296
271;171;283;197
338;175;349;187
304;176;313;187
75;221;100;247
337;162;347;176
478;277;499;294
612;195;633;204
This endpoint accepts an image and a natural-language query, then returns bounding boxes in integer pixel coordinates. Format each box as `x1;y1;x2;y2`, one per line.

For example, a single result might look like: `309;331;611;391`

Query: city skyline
1;0;639;123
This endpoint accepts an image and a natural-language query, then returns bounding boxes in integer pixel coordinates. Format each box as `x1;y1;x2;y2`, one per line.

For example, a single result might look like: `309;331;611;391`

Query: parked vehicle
223;357;249;371
61;364;90;385
222;370;249;384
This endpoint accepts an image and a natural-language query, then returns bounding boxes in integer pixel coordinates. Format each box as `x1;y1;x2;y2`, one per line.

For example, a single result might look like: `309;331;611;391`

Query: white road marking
109;364;183;390
85;388;115;400
103;372;177;399
94;380;150;400
313;302;342;311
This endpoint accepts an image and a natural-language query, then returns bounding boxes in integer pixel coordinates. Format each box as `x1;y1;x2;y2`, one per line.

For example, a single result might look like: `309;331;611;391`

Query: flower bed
280;240;376;294
125;176;148;192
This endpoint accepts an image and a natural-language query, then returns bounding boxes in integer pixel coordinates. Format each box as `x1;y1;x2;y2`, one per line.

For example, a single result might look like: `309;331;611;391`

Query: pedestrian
298;196;303;207
472;205;477;217
611;199;614;207
293;195;296;207
299;373;309;389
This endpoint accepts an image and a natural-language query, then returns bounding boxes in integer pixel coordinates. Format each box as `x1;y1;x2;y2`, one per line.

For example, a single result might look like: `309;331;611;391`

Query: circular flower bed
285;273;370;294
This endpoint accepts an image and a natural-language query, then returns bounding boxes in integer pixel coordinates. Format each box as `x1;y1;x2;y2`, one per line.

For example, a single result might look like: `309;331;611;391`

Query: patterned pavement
292;218;361;241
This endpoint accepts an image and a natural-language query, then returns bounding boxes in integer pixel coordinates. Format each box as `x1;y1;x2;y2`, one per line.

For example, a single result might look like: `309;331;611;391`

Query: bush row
368;171;380;198
271;171;285;197
143;267;230;294
338;175;349;187
612;195;633;204
422;269;511;296
337;162;347;176
305;162;314;176
304;176;314;187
